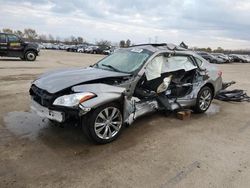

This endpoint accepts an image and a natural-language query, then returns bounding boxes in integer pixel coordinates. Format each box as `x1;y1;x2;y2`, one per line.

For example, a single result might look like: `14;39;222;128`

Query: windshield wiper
102;64;121;72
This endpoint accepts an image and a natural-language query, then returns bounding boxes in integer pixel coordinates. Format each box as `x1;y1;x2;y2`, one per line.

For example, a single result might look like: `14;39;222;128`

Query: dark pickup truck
0;33;39;61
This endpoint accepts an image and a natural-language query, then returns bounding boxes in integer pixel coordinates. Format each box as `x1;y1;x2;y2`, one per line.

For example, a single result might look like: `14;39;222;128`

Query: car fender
24;44;39;55
72;83;126;109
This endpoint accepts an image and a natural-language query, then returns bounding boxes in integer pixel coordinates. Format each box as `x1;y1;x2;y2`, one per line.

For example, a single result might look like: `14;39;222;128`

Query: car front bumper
31;99;65;122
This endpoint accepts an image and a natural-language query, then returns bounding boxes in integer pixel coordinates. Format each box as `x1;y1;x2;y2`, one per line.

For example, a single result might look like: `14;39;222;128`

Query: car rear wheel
82;103;123;144
25;51;36;61
193;86;213;113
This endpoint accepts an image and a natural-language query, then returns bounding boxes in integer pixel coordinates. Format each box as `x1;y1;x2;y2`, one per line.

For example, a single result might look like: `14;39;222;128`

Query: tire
82;103;123;144
193;86;213;113
25;51;36;61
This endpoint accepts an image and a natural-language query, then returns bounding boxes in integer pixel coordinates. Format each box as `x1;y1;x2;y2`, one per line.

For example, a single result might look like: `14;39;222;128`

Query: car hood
33;67;130;93
24;42;39;48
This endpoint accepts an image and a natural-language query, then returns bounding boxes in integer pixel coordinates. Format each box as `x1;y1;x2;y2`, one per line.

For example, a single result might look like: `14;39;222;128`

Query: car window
146;55;197;80
7;34;20;42
195;57;203;66
0;34;6;43
162;56;197;73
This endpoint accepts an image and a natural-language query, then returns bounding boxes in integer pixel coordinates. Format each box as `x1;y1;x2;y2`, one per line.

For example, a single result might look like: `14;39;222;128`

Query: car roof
125;43;208;59
127;43;188;53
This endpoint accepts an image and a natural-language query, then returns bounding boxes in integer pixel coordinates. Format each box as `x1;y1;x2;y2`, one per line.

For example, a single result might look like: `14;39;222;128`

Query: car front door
0;34;8;56
7;34;25;57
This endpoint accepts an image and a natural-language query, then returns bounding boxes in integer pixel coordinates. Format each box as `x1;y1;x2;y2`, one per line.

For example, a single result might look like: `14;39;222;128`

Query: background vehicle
99;45;111;55
211;53;231;63
229;54;248;63
242;55;250;62
0;33;39;61
84;46;94;53
30;44;222;144
197;51;226;63
51;44;59;50
76;44;88;53
43;43;53;49
66;45;78;52
77;47;85;53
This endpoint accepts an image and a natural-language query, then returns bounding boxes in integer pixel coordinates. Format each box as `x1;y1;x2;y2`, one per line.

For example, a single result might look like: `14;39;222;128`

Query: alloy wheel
199;89;212;111
94;107;122;140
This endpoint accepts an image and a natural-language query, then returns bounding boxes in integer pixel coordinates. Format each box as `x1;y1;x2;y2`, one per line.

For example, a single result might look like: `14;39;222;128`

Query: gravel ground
0;50;250;188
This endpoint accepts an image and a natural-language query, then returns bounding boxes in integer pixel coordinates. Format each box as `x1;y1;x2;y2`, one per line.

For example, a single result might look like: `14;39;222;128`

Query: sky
0;0;250;49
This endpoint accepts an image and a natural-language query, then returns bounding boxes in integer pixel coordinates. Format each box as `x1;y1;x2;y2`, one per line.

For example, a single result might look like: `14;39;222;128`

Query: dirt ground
0;50;250;188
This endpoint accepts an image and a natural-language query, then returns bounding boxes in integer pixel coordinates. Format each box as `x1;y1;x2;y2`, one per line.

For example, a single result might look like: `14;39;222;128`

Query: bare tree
14;30;24;38
24;28;38;40
64;38;70;44
77;36;84;44
38;34;47;42
206;47;212;52
119;40;125;48
96;40;111;47
214;47;224;53
48;34;54;42
125;39;131;47
70;36;77;44
2;28;13;34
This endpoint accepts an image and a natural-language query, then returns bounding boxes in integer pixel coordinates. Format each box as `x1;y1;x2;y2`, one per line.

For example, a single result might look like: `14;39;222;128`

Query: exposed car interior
134;54;198;100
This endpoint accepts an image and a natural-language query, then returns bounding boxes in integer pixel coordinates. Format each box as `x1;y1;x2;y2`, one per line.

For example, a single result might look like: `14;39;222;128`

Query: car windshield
95;48;151;73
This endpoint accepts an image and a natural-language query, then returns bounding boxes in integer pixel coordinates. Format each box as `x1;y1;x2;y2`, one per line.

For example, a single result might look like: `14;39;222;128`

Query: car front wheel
25;51;36;61
82;103;123;144
194;86;213;113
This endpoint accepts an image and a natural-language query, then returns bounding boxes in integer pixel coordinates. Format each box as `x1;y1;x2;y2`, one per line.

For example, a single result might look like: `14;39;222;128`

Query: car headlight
53;92;96;107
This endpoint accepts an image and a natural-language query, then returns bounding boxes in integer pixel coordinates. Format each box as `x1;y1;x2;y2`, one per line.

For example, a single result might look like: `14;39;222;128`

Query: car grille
30;85;54;107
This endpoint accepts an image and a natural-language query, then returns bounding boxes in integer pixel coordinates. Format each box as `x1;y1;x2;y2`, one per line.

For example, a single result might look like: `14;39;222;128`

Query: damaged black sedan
30;44;223;144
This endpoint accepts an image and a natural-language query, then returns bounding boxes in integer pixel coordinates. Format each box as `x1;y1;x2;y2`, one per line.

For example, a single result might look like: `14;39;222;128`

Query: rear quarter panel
202;61;222;95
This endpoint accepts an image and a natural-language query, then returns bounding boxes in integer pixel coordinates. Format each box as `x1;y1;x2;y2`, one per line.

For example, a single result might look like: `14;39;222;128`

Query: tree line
192;46;250;55
193;47;224;53
4;28;247;53
0;28;133;48
0;28;87;45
